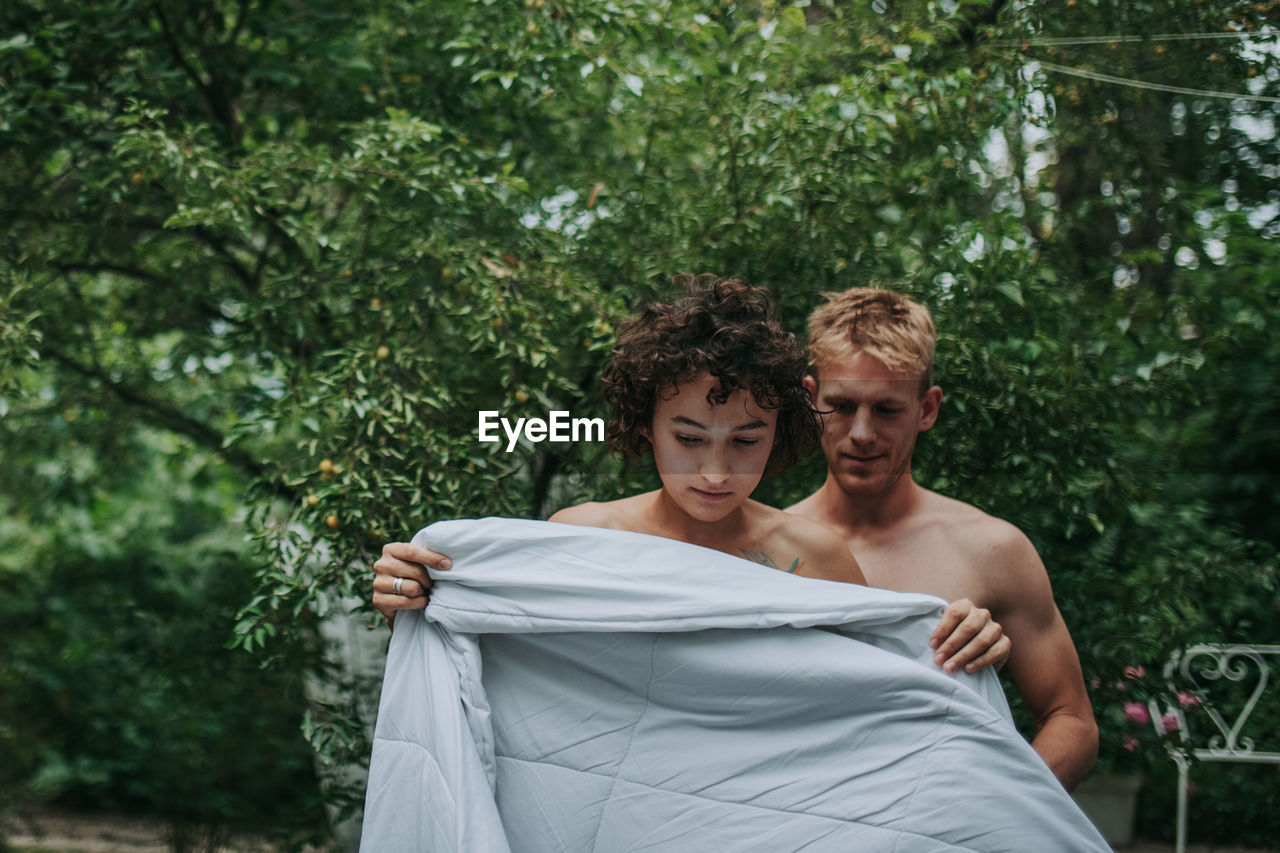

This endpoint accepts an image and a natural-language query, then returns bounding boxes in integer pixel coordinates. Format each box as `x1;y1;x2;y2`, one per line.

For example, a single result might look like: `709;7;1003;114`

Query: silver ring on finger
393;577;405;595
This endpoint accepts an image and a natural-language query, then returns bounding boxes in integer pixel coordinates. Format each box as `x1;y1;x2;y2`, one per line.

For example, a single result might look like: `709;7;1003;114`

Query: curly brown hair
602;274;820;475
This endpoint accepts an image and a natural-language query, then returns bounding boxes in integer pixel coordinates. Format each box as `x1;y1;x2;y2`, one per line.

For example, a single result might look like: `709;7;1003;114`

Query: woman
549;274;867;586
375;275;864;604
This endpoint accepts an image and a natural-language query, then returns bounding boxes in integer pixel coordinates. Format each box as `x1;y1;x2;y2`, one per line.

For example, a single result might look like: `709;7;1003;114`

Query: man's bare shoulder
921;490;1052;611
922;490;1036;557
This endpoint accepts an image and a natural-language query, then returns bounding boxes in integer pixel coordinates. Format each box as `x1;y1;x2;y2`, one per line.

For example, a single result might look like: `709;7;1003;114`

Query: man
372;285;1095;787
785;287;1097;788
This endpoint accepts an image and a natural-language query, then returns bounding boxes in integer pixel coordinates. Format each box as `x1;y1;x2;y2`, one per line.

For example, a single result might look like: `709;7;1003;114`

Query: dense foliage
0;427;329;848
2;0;1278;844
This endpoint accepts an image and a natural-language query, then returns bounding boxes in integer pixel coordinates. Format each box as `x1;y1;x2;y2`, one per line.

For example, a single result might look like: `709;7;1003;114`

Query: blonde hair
806;288;936;390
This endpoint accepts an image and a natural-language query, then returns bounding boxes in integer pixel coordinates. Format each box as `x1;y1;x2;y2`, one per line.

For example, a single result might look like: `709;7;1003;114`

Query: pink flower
1124;702;1151;725
1124;666;1147;680
1177;691;1200;708
1161;714;1179;732
1123;736;1139;752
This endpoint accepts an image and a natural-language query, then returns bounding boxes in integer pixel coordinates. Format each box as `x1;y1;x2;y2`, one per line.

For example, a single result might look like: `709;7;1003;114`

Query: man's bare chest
844;533;990;606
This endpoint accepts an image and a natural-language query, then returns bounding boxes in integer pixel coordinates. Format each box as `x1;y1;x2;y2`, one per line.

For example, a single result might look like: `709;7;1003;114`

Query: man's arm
985;525;1098;789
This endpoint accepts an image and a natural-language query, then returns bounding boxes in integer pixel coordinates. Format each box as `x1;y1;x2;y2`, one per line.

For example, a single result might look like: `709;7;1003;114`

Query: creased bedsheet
361;518;1109;852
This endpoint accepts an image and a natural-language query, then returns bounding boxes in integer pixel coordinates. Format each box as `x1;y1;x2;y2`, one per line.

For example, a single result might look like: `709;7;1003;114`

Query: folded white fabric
361;518;1108;852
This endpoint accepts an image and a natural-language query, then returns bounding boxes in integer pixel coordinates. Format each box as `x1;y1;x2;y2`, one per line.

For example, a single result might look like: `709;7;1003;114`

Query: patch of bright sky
981;128;1015;181
962;232;986;263
1215;30;1277;213
521;187;609;237
1018;63;1057;187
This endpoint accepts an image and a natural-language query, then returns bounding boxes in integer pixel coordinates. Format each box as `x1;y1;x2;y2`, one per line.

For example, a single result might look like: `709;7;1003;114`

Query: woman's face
647;373;778;523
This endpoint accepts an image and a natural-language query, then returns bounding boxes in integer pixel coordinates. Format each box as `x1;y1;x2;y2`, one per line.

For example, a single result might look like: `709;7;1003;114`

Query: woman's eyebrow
669;416;767;431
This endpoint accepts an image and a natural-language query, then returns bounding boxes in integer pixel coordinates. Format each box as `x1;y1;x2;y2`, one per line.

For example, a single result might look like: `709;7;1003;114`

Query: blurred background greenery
1;0;1277;848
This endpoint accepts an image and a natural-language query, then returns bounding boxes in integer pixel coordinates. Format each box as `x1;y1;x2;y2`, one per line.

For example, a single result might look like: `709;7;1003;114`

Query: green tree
3;0;1277;843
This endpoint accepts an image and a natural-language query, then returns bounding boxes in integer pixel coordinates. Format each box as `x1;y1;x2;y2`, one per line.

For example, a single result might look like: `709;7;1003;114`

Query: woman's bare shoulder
548;502;616;528
771;510;867;585
728;503;862;584
548;493;651;531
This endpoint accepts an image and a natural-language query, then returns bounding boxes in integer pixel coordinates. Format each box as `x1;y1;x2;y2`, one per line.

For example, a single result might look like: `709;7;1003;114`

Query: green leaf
995;283;1024;307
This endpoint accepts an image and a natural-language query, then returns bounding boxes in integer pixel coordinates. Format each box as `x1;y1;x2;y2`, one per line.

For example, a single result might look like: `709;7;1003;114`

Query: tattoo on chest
740;549;804;574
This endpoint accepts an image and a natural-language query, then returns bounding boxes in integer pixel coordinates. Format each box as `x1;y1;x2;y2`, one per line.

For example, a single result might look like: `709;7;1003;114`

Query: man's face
805;351;941;500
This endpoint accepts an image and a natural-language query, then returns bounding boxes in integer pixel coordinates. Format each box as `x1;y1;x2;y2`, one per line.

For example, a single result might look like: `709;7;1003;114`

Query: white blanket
361;518;1108;852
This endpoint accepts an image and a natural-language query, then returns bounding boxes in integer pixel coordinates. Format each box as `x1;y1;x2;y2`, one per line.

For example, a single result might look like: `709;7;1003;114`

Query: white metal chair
1147;644;1280;853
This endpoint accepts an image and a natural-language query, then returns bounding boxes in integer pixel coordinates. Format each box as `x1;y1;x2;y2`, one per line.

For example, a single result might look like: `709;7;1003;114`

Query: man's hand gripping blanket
361;518;1109;852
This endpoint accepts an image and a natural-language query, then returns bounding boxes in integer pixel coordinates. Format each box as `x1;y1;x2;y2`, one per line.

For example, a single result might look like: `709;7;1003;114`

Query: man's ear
918;385;943;431
803;375;818;402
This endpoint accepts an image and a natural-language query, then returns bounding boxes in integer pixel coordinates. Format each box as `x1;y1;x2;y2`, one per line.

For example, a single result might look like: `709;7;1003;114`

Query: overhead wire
990;28;1279;103
1033;60;1280;104
993;30;1277;47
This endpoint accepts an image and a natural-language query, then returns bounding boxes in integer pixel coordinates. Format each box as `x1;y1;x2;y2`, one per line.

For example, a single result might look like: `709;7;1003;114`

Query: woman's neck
641;488;751;551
